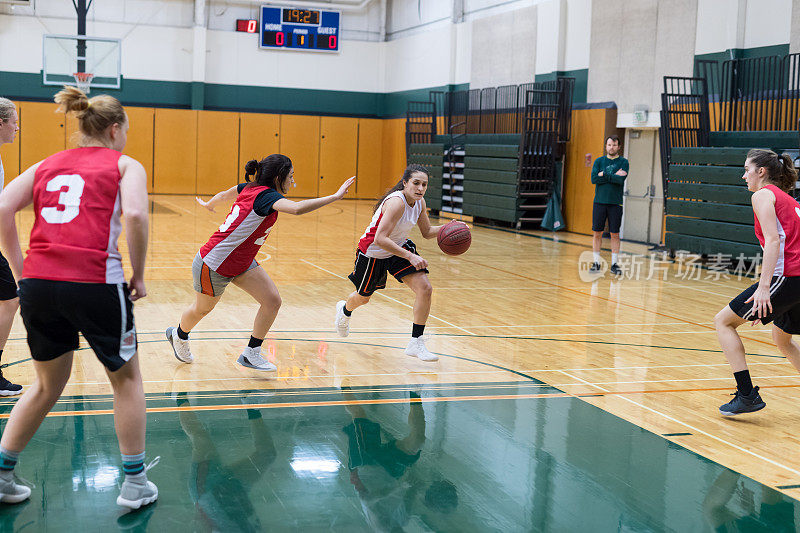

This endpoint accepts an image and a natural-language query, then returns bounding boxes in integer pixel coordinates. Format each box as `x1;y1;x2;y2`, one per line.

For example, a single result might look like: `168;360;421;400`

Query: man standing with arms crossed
589;135;628;275
0;99;23;395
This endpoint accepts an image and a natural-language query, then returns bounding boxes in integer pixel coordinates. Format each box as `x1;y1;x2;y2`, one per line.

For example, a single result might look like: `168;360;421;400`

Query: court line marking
298;258;476;335
557;369;800;478
455;256;774;347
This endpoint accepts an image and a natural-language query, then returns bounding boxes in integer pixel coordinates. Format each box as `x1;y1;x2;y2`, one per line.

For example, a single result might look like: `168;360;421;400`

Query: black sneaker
589;262;602;273
719;386;766;416
610;263;622;276
0;375;22;397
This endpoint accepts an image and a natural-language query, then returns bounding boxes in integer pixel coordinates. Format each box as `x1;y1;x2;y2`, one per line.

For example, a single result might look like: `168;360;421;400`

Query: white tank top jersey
358;190;423;259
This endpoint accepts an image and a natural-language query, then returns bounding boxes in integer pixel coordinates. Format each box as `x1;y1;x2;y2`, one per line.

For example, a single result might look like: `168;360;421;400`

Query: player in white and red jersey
166;154;354;371
0;86;156;508
715;149;800;415
334;164;467;361
0;97;22;396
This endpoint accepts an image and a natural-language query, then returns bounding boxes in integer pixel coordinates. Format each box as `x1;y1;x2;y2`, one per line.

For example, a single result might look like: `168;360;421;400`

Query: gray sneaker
334;300;350;337
166;327;193;363
237;346;277;371
116;457;160;509
0;472;31;504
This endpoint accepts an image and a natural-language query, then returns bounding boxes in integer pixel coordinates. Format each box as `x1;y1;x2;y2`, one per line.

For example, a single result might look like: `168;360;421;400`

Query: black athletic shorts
343;418;421;478
348;240;429;297
0;253;17;301
592;202;623;233
728;275;800;334
18;279;137;371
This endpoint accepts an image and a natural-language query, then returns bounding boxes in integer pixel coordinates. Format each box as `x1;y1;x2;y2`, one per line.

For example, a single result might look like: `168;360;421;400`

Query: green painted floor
0;381;795;532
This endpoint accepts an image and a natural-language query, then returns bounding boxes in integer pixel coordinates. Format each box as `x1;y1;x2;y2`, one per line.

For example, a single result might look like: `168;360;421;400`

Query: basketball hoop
72;72;94;94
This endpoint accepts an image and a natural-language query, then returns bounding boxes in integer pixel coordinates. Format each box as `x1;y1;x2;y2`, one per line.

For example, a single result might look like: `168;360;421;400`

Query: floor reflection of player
342;390;458;532
703;470;799;532
175;394;275;532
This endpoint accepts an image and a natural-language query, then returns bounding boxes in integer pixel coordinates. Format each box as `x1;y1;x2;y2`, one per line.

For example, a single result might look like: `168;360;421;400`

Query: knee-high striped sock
121;452;145;477
0;447;19;472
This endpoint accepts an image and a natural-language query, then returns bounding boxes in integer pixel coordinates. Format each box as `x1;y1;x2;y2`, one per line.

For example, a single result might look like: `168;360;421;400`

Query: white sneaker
0;472;31;504
405;336;438;362
116;457;160;509
166;327;193;363
237;346;277;372
334;300;351;337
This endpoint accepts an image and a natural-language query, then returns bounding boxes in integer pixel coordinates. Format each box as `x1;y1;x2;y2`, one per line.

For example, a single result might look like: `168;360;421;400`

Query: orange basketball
437;221;471;255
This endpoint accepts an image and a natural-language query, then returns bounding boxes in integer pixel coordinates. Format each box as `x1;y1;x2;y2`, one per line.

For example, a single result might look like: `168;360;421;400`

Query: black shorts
729;275;800;334
347;240;429;297
343;418;421;478
592;202;623;233
18;279;137;371
0;253;17;301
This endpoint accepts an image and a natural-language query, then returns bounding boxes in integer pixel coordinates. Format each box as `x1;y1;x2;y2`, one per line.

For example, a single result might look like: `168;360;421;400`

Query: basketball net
73;72;94;94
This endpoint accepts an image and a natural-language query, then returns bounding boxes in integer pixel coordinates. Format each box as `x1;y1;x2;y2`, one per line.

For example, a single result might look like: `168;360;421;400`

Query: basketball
437;221;471;255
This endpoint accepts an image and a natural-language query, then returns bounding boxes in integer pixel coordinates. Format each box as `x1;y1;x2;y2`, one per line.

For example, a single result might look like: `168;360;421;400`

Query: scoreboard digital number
260;6;340;53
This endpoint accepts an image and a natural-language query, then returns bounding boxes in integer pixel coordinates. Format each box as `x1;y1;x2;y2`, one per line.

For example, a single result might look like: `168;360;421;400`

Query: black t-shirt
237;183;284;216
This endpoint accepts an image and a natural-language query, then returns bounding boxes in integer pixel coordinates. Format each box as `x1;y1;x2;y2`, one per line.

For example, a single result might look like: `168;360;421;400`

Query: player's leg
0;253;21;395
402;272;437;362
0;353;73;503
608;205;623;275
338;251;383;337
715;288;766;415
231;266;281;371
106;354;158;509
771;326;800;371
167;255;226;364
590;203;605;272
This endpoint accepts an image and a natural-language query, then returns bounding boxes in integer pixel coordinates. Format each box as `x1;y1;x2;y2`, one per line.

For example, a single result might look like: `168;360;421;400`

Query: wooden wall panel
356;118;383;199
318;116;358;197
196;110;239;196
124;107;155;194
562;107;619;235
239;113;281;175
280;114;319;198
19;101;65;170
0;100;20;185
153;108;197;194
380;118;406;194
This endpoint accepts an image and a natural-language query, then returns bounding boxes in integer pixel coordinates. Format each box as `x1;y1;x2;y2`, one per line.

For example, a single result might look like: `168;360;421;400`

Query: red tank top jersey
199;185;279;277
754;184;800;276
23;147;126;284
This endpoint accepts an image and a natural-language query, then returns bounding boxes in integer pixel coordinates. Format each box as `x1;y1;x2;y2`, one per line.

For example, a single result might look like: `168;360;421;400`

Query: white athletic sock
593;252;601;263
611;253;619;265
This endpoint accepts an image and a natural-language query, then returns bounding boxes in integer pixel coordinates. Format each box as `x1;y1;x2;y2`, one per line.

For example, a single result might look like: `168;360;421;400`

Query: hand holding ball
437;221;471;255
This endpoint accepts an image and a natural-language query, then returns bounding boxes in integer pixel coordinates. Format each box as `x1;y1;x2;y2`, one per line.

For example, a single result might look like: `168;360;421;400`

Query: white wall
470;6;537;88
695;0;792;54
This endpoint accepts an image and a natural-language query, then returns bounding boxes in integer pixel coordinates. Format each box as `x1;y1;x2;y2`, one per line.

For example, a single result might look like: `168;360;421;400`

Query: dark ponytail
747;149;798;193
373;164;430;211
243;154;293;193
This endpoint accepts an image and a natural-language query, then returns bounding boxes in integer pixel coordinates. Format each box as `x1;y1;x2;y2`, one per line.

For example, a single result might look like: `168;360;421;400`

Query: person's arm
416;199;449;239
119;155;149;301
610;158;629;184
591;158;607;184
196;185;239;212
272;176;355;215
0;163;38;279
748;188;779;320
375;197;428;269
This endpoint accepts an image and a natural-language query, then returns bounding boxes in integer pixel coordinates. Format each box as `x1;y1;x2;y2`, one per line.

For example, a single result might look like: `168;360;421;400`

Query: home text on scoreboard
259;6;340;53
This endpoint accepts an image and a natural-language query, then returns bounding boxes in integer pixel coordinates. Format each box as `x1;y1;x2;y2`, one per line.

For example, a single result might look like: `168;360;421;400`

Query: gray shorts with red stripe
192;253;258;297
348;240;429;297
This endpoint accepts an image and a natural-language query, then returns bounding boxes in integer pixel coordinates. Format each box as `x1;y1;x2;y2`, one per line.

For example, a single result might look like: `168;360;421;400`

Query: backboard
42;34;121;89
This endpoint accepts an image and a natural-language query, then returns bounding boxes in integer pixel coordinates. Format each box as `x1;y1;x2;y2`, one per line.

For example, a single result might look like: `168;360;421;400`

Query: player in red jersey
166;154;354;371
334;164;466;361
0;98;22;396
0;87;156;508
715;149;800;415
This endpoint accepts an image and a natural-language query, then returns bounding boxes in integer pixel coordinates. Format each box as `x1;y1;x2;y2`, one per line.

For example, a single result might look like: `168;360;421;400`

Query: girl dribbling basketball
166;154;354;371
334;164;466;361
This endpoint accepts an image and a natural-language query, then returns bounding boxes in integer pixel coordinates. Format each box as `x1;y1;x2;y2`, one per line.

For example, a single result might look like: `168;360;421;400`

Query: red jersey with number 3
23;147;125;284
199;185;279;277
754;184;800;276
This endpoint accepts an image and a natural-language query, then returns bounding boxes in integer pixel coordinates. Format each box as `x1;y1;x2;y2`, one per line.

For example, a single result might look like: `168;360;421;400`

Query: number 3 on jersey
41;174;85;224
219;205;240;232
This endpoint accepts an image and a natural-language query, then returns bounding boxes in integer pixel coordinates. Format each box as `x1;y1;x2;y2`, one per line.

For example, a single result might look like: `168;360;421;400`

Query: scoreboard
259;6;340;53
